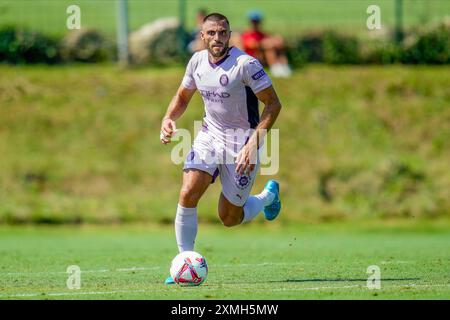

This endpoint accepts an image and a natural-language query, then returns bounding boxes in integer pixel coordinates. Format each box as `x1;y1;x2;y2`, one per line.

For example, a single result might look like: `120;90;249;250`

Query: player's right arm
161;52;199;145
160;85;196;144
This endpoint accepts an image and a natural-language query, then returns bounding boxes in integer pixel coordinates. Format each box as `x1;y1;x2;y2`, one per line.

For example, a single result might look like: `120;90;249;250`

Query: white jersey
181;47;271;206
181;47;272;141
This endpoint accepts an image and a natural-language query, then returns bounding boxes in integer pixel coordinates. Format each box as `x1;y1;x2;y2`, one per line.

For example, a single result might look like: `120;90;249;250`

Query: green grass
0;220;449;299
0;64;449;224
1;0;450;37
0;65;450;223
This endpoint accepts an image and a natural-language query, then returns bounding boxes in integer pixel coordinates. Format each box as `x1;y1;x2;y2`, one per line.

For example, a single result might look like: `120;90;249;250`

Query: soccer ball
169;251;208;286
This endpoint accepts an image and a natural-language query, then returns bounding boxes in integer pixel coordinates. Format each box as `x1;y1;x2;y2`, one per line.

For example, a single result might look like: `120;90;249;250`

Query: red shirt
241;30;267;58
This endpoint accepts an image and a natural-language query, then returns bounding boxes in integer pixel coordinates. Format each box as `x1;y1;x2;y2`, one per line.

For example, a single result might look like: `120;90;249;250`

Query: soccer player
160;13;282;284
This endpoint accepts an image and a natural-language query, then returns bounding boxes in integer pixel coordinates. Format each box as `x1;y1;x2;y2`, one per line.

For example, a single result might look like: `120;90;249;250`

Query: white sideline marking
0;264;262;276
0;266;161;276
272;283;450;292
0;261;423;277
115;267;159;272
380;260;412;264
0;283;448;298
0;289;148;298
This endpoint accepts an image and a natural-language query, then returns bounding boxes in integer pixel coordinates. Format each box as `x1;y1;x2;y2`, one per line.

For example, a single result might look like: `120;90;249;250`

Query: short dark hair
203;12;230;28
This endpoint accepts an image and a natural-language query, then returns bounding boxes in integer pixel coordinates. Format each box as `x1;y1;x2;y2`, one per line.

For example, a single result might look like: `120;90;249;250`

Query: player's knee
218;208;241;227
179;188;201;207
220;215;239;227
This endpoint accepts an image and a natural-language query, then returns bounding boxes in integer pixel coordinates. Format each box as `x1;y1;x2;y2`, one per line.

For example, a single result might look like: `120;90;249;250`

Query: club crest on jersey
235;173;251;190
219;74;229;86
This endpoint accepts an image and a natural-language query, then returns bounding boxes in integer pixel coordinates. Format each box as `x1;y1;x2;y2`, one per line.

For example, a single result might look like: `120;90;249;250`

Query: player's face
201;20;231;58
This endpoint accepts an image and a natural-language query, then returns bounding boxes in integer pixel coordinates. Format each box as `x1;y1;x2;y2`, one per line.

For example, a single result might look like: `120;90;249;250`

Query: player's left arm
235;85;282;175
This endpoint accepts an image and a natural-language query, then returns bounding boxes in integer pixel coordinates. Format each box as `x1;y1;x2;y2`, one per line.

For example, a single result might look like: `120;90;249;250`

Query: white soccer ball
169;251;208;286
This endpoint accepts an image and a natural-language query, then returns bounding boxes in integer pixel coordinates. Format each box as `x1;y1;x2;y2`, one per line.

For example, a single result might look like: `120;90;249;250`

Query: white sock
258;188;276;206
175;204;198;252
242;189;275;223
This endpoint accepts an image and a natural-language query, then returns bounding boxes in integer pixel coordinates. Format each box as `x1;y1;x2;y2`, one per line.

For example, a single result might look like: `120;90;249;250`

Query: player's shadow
269;277;420;283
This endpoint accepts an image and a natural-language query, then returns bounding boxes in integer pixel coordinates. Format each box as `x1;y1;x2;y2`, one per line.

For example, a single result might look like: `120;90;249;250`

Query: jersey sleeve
242;57;272;93
181;53;198;89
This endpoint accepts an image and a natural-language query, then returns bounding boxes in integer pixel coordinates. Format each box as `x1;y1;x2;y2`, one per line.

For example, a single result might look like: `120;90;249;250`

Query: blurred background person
187;8;208;53
241;10;292;77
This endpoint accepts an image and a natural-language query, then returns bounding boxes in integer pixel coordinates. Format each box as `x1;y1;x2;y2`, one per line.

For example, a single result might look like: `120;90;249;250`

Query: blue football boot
164;275;175;285
263;180;281;221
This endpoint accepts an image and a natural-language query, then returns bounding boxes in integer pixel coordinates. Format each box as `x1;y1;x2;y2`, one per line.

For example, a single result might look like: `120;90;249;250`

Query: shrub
0;26;59;64
286;30;360;66
60;28;114;63
129;17;189;66
322;31;360;64
286;31;322;68
361;41;402;64
401;21;450;64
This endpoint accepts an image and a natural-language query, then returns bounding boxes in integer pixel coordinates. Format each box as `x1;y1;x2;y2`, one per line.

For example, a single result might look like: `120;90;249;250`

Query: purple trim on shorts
211;168;220;183
183;167;218;184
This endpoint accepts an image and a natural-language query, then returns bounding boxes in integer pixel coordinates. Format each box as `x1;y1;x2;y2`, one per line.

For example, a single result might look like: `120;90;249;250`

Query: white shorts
183;129;260;206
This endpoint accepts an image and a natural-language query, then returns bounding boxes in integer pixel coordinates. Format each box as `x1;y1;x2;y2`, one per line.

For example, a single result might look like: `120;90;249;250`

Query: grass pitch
1;64;449;224
0;220;449;299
